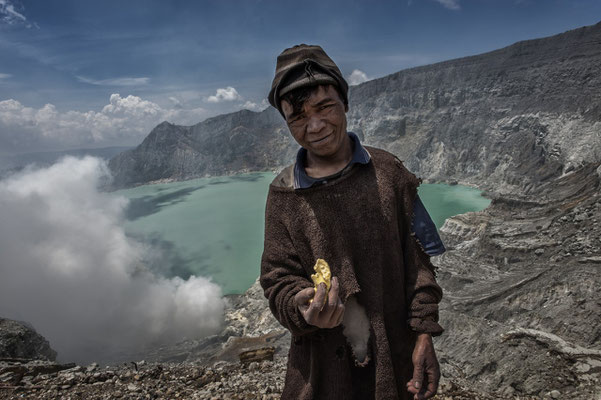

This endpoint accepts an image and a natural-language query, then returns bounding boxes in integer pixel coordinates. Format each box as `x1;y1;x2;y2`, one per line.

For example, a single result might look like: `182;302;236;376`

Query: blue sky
1;0;600;153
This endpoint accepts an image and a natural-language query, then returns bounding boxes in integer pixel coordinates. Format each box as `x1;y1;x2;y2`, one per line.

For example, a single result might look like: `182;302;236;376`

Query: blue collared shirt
293;131;446;256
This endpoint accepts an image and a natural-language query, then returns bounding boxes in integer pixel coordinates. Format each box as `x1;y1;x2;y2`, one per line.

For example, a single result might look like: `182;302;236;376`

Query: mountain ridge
109;20;601;194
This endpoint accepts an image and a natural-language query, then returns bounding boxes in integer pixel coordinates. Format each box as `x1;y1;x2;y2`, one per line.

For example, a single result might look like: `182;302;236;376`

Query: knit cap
268;44;349;115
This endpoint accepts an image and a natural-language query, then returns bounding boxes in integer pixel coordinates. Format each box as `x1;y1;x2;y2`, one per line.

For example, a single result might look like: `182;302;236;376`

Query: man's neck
304;133;353;179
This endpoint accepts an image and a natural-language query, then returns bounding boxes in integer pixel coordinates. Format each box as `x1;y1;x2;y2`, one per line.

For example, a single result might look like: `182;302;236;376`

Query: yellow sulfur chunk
309;259;331;303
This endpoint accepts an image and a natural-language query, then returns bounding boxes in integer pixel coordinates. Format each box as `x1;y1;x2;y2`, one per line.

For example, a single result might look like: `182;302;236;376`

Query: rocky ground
0;357;542;400
0;358;284;400
0;283;545;400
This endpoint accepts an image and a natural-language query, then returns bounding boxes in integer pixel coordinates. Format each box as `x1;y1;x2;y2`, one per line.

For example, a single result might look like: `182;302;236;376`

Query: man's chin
307;148;336;159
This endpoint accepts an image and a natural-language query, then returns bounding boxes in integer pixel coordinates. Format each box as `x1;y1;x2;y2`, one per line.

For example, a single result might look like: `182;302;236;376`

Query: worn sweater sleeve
259;187;319;337
396;160;444;336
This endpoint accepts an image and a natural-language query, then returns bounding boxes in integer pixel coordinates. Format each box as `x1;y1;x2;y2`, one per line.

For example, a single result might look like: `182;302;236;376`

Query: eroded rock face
434;164;601;398
0;319;57;361
347;22;601;197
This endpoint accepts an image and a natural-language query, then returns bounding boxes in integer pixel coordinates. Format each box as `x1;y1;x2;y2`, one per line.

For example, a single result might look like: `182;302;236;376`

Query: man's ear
280;99;292;121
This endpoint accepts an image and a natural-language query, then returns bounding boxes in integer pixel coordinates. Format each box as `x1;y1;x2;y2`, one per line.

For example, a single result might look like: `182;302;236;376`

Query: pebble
127;383;141;392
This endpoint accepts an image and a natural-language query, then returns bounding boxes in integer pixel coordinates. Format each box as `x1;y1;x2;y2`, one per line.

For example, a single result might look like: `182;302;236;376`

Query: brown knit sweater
260;146;443;400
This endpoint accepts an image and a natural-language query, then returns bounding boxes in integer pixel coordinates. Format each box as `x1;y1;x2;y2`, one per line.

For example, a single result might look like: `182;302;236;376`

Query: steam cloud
0;157;224;364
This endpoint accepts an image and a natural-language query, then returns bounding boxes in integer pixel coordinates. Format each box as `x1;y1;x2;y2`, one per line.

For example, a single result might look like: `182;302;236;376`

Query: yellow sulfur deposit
309;259;331;303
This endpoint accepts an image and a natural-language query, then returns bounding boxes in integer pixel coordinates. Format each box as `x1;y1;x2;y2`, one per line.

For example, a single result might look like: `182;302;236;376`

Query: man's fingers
422;382;437;399
295;288;315;308
427;362;440;387
295;287;318;323
318;277;338;321
314;282;327;311
296;277;345;328
328;276;339;308
332;299;345;326
411;361;424;391
406;379;419;395
422;361;439;399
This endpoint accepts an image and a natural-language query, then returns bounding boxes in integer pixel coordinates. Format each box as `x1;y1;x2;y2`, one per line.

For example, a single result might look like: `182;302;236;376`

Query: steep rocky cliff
347;21;601;197
108;109;294;188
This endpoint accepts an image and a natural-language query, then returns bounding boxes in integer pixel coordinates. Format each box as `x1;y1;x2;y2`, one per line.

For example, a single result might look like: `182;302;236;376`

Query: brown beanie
268;44;349;116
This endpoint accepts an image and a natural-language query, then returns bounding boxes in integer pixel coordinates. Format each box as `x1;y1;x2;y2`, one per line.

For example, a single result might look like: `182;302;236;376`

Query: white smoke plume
0;156;224;363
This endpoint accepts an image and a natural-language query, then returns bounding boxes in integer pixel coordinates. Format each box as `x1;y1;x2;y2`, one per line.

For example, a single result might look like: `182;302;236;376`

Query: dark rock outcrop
108;109;294;188
0;319;57;362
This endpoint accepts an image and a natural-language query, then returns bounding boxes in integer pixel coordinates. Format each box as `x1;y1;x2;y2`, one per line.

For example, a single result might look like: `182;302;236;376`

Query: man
260;44;444;400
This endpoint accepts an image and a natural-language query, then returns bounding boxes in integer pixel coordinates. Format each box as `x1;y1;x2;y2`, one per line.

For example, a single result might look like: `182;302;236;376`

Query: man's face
281;85;348;159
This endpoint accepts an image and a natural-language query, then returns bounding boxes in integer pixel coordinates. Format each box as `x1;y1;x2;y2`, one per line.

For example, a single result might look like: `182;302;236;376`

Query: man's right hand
295;276;345;329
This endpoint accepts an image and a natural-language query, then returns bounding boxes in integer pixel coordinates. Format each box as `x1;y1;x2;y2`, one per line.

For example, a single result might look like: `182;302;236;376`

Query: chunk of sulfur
309;258;331;303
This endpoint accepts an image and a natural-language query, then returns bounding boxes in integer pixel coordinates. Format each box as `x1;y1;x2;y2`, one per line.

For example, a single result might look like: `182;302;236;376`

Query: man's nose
306;114;326;133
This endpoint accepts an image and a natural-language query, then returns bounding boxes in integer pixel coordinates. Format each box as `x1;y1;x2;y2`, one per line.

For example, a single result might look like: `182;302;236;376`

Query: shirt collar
293;131;371;189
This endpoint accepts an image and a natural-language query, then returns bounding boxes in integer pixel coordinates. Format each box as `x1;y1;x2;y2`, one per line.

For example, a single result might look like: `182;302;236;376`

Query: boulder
0;318;57;361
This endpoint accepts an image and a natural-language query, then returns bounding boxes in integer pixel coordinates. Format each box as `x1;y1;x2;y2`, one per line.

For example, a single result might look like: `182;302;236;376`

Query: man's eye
289;116;305;125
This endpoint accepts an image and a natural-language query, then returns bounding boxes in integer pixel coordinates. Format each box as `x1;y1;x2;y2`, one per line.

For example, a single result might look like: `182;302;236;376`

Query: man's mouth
311;134;331;144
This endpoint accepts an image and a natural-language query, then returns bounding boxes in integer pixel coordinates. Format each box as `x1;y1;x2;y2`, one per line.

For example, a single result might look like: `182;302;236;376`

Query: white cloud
241;99;269;112
102;93;161;117
0;156;224;363
434;0;460;10
207;86;242;103
77;76;150;87
0;0;37;28
347;69;370;86
169;96;183;108
0;0;25;24
0;94;207;153
0;72;11;79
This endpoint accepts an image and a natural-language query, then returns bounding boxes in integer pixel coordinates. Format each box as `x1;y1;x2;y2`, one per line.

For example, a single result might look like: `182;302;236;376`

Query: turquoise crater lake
116;173;490;295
